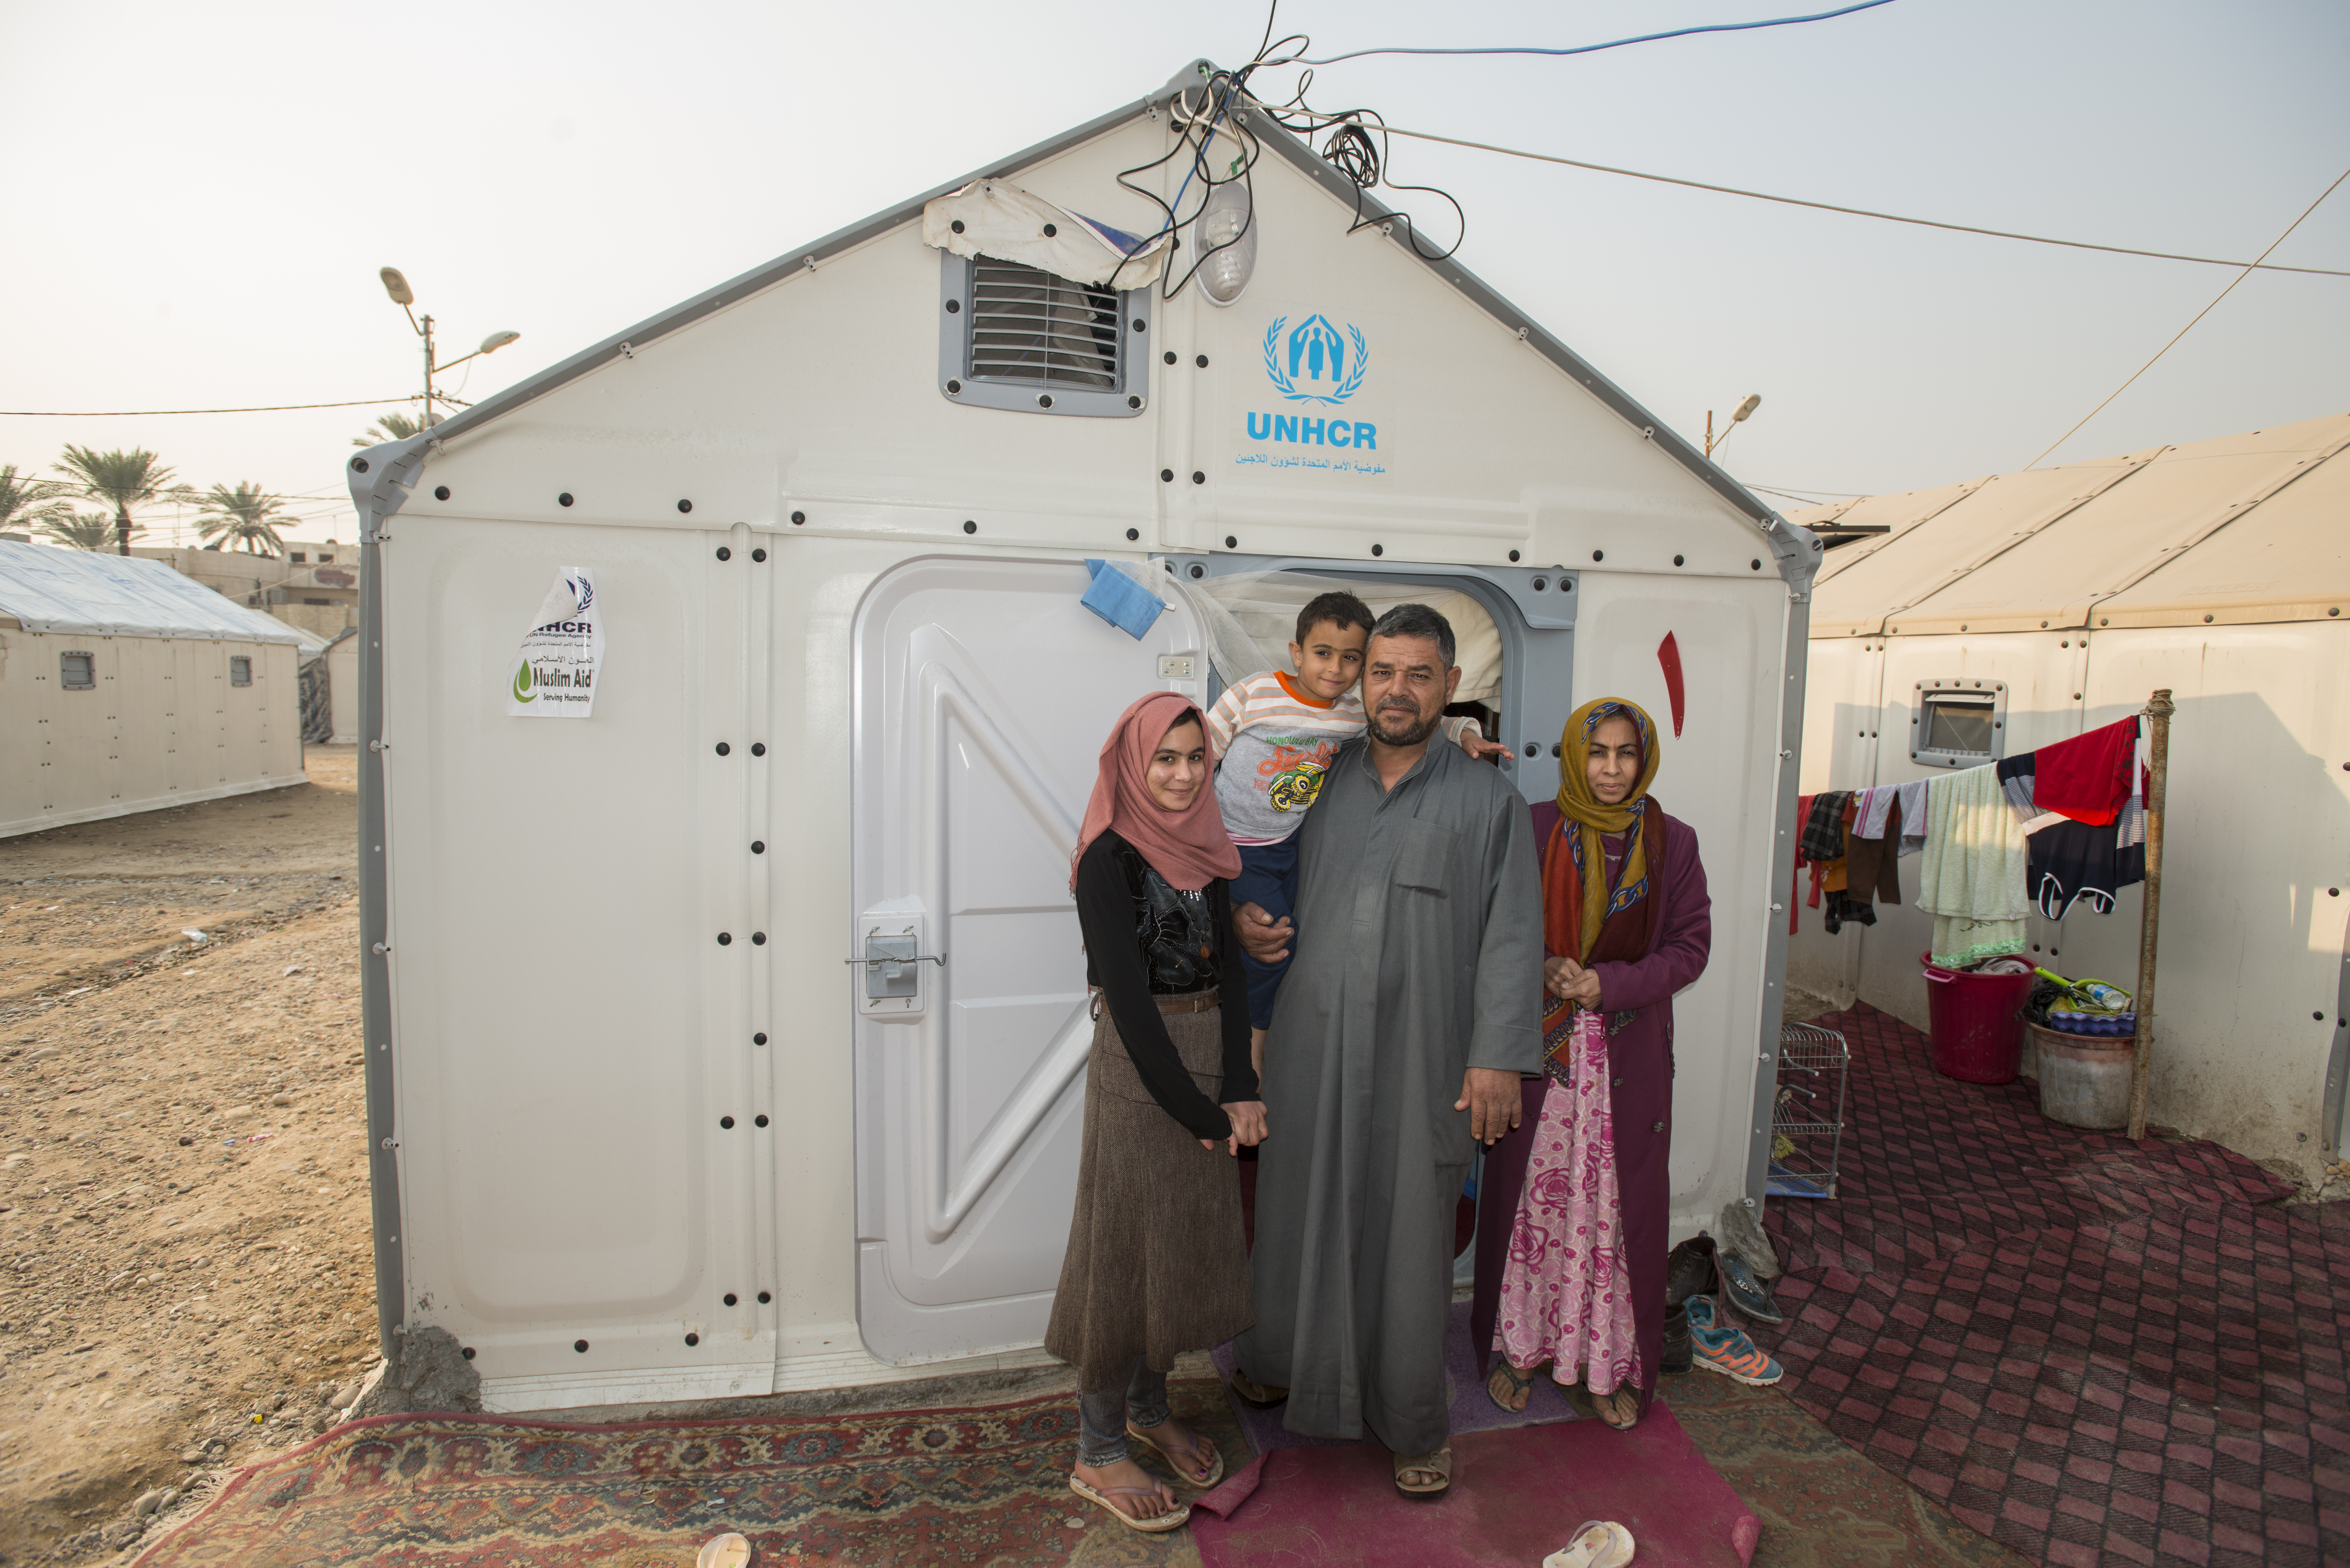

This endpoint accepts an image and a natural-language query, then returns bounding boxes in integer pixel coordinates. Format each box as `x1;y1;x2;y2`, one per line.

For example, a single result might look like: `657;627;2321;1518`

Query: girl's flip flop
1545;1520;1636;1567
1067;1474;1191;1534
1486;1360;1538;1413
1124;1419;1226;1489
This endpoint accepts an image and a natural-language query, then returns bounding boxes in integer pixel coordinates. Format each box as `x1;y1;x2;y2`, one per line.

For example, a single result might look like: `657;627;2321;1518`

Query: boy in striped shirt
1206;591;1499;1069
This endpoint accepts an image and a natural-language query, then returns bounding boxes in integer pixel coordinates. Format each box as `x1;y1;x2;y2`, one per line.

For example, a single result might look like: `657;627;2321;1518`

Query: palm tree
352;409;436;448
1;464;74;537
39;510;134;551
53;446;182;555
192;482;294;555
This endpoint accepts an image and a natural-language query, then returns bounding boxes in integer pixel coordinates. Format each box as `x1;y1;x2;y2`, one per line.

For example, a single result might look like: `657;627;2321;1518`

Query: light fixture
1195;177;1257;306
1732;394;1762;423
380;267;414;306
478;330;521;354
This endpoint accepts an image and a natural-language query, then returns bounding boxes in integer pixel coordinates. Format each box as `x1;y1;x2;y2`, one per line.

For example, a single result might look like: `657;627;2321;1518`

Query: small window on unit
289;552;306;563
229;656;253;687
317;553;333;563
60;652;96;690
303;597;331;606
939;252;1149;418
1910;681;2006;768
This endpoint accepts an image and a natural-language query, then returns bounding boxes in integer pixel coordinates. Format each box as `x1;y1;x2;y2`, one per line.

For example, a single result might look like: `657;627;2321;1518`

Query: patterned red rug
132;1381;1240;1567
1755;1004;2346;1568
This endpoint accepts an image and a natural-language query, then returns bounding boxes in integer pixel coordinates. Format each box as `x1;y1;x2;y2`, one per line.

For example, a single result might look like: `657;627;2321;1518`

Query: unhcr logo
1262;314;1368;406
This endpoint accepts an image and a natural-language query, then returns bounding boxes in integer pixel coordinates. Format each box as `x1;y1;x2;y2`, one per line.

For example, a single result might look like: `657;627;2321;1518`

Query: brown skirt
1042;999;1255;1391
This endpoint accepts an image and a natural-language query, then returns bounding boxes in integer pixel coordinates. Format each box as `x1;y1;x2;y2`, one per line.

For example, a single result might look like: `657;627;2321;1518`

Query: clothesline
1792;716;2148;964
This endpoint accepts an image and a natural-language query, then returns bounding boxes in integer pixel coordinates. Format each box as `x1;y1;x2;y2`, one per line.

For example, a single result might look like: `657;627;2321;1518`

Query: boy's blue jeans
1230;836;1300;1029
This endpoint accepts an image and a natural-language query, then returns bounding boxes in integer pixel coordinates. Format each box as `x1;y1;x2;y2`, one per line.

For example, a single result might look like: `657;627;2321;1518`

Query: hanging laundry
2029;817;2146;918
1916;765;2031;968
1995;753;2038;825
1799;790;1853;863
2029;716;2139;827
1844;791;1905;910
1856;785;1898;841
1894;779;1929;857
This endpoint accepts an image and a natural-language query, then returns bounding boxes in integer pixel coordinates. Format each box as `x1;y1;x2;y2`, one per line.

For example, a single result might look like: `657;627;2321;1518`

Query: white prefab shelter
346;61;1822;1413
1786;413;2350;1185
0;541;305;838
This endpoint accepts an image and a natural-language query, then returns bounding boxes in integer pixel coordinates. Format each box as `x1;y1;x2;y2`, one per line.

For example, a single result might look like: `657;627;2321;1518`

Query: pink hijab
1070;692;1242;892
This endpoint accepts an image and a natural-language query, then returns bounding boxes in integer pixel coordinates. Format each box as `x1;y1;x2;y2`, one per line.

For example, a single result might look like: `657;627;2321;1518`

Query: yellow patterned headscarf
1553;698;1661;963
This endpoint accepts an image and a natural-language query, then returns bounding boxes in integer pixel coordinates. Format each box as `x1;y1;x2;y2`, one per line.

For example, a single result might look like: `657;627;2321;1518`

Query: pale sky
3;0;2344;544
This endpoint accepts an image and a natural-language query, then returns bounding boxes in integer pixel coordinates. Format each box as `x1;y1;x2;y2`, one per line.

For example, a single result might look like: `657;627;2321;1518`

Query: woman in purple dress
1470;697;1712;1429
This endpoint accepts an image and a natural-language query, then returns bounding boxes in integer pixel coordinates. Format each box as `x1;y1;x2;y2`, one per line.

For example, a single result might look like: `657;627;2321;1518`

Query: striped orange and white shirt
1206;669;1478;845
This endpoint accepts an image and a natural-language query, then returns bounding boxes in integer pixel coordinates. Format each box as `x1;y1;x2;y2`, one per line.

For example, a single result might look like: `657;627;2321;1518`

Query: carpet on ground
129;1381;1243;1567
1188;1405;1759;1567
1754;1003;2347;1568
1209;1297;1582;1452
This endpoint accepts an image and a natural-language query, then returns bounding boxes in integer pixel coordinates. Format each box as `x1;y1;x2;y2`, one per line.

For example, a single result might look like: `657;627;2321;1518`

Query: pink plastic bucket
1921;952;2031;1085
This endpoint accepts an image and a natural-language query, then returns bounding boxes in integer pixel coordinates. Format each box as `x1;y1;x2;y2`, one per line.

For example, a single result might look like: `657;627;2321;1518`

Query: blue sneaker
1684;1295;1784;1386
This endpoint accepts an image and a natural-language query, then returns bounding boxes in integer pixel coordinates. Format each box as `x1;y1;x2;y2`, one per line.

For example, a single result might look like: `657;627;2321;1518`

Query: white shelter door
850;556;1207;1364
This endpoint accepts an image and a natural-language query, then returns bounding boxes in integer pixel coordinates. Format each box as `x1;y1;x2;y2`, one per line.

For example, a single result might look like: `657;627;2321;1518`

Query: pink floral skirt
1490;1008;1640;1395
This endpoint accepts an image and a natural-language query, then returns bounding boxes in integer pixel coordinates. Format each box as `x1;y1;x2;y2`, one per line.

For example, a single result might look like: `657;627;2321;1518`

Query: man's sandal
1393;1445;1453;1499
1067;1474;1190;1533
1125;1419;1226;1489
1228;1368;1288;1407
1486;1361;1538;1413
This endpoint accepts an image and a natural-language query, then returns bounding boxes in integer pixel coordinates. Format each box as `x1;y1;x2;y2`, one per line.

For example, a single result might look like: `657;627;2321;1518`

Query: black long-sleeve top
1073;830;1258;1140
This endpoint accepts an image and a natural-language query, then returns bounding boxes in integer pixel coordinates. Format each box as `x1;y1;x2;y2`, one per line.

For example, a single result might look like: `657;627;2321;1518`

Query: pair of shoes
1545;1520;1636;1567
1664;1232;1718;1307
1717;1250;1785;1324
1685;1295;1783;1386
1660;1301;1692;1375
1392;1444;1452;1499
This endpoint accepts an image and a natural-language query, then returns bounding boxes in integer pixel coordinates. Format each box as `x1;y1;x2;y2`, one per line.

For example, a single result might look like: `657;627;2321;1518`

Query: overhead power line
1297;0;1900;65
2021;165;2350;471
0;397;417;417
1324;121;2350;277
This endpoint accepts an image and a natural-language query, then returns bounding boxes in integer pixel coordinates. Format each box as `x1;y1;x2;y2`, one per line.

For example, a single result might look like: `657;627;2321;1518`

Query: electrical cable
1296;0;1900;65
1292;119;2350;277
2;397;420;417
2020;165;2350;471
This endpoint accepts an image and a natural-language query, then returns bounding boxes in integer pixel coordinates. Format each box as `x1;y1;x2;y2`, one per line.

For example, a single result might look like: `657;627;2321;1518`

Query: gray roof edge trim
1232;94;1774;530
408;76;1206;450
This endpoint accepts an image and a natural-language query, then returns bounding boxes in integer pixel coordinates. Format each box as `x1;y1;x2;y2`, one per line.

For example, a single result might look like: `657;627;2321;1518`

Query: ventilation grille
967;261;1120;389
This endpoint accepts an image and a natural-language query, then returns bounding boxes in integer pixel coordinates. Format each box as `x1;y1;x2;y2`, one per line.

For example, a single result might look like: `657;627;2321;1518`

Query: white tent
342;58;1822;1413
1785;412;2350;1184
0;541;306;837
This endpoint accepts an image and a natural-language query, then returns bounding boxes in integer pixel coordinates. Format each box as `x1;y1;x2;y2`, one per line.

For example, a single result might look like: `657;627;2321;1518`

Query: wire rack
1770;1021;1850;1200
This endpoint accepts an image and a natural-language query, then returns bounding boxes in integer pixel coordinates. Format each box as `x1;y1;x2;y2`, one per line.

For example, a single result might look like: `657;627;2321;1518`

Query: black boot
1661;1300;1692;1375
1664;1232;1718;1308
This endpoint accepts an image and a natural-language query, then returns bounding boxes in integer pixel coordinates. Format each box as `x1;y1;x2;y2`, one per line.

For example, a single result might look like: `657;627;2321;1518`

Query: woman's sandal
1590;1387;1641;1431
1392;1444;1453;1500
1068;1474;1191;1534
1486;1361;1538;1413
1228;1368;1288;1407
1125;1419;1226;1489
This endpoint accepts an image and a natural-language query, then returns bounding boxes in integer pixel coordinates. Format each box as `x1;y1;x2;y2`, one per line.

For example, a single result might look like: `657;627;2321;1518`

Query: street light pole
1705;393;1763;459
378;267;518;432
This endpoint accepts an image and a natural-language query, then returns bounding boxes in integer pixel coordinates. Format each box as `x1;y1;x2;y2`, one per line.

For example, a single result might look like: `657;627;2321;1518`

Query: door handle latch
848;929;945;1006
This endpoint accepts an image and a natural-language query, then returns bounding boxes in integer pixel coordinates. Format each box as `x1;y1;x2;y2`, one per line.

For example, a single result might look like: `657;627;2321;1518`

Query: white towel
1916;765;2031;967
1894;779;1930;857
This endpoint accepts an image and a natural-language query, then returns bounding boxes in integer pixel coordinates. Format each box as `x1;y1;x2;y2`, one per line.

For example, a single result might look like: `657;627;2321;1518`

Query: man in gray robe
1231;603;1542;1493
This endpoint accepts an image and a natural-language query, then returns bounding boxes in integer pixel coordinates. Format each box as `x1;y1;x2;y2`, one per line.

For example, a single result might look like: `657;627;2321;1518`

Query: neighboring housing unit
1785;413;2350;1186
135;540;360;639
0;540;307;837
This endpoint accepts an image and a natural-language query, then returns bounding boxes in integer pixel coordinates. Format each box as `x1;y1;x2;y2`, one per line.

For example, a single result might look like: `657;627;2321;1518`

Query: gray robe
1237;736;1542;1454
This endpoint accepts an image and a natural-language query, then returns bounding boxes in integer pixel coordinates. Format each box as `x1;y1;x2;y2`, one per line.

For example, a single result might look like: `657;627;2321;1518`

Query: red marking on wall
1657;632;1686;737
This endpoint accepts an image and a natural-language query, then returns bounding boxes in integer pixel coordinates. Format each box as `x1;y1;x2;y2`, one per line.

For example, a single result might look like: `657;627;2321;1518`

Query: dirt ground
0;749;375;1566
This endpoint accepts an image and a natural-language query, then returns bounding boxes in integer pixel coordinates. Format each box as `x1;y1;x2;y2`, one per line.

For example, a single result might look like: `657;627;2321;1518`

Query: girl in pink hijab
1048;692;1265;1534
